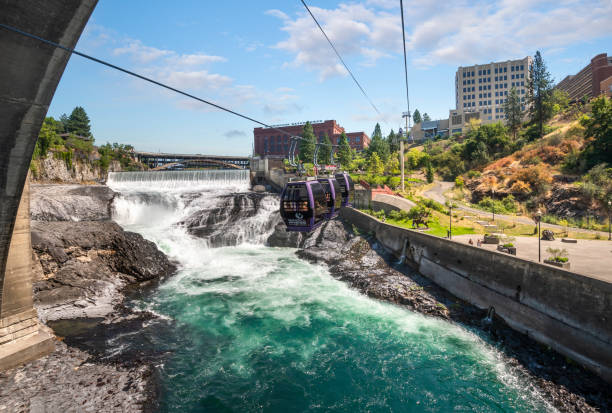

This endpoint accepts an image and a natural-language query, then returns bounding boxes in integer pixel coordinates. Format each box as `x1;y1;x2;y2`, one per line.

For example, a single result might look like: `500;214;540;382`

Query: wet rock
296;220;450;319
180;192;279;246
0;340;158;413
30;184;116;221
31;221;175;322
266;222;303;248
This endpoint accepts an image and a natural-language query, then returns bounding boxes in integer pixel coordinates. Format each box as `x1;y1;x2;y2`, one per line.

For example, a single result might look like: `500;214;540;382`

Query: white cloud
265;9;290;20
272;0;612;75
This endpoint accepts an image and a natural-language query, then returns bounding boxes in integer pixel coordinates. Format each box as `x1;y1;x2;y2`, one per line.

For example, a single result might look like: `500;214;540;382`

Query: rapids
108;171;553;412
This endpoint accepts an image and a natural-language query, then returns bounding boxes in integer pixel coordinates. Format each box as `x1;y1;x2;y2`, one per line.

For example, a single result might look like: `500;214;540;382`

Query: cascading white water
108;169;279;248
107;171;552;413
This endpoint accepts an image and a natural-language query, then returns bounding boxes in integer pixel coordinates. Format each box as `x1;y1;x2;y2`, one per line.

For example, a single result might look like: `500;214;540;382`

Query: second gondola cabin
280;180;327;232
317;176;342;218
334;173;354;207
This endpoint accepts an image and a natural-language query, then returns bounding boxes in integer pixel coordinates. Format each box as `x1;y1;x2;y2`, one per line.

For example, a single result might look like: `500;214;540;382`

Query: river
107;171;552;412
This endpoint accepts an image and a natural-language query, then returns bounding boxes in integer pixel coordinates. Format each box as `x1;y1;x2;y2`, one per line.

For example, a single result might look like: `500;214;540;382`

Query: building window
478;70;482;75
511;66;514;72
504;67;507;72
520;65;524;70
471;71;475;76
488;85;491;90
463;103;466;107
521;73;524;79
487;69;491;75
479;86;482;91
500;108;504;112
472;94;475;99
479;93;482;98
521;81;524;86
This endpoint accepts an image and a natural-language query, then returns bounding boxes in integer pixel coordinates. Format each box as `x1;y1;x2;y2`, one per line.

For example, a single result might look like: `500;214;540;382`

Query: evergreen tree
413;109;422;124
299;121;317;162
504;87;523;140
371;123;383;141
318;133;333;164
59;113;69;132
367;123;390;162
387;129;400;153
337;132;353;170
422;113;431;122
65;106;92;137
527;51;553;139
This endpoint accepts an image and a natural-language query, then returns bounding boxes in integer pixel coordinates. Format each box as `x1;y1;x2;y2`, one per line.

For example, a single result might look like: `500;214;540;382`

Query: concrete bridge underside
0;0;97;370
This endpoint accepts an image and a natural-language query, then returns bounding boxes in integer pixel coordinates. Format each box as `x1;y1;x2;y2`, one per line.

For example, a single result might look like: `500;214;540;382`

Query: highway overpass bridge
134;151;250;170
0;0;97;370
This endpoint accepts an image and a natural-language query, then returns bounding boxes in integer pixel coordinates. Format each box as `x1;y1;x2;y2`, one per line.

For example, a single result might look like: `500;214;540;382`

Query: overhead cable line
0;22;312;142
300;0;386;123
399;0;411;131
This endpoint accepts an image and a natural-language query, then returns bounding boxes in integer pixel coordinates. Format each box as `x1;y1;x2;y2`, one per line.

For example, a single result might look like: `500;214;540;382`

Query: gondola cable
300;0;387;125
0;22;305;143
399;0;411;131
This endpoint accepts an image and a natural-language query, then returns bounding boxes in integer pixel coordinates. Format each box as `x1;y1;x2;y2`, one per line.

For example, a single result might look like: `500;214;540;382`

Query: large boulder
31;221;175;322
30;184;115;221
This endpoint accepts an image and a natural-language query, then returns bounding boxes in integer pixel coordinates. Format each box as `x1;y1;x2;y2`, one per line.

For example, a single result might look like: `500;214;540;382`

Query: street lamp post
535;210;542;262
608;200;611;241
492;188;495;222
449;203;453;239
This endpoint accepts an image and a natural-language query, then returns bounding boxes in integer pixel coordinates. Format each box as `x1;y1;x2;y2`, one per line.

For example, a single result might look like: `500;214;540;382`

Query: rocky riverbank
0;184;175;412
285;219;612;413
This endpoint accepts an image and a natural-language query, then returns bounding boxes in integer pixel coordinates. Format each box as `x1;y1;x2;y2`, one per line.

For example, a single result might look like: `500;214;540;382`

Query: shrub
387;176;401;189
503;243;514;248
466;170;481;179
546;247;568;262
509;165;552;194
509;180;531;196
455;176;464;188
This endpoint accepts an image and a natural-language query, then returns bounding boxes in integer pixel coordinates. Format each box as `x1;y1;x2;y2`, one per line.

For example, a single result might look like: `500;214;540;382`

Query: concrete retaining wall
340;207;612;383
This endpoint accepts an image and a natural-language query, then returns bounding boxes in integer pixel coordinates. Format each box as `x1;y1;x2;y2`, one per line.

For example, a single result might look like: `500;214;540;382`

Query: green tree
65;106;93;138
299;121;316;162
318;133;333;164
337;132;353;170
549;89;570;116
367;123;390;162
580;96;612;166
33;117;61;159
425;159;434;183
368;152;384;175
527;51;553;139
422;113;431;122
387;129;400;153
504;87;523;140
413;109;422;124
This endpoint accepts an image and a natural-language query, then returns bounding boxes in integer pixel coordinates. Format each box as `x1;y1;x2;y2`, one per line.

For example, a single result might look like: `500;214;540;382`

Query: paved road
422;181;610;237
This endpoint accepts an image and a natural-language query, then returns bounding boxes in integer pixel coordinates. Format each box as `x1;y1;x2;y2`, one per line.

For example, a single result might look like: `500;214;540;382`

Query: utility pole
401;111;411;192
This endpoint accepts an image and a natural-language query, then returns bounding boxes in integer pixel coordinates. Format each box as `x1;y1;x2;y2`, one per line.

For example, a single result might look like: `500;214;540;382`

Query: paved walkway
423;181;610;238
453;234;612;282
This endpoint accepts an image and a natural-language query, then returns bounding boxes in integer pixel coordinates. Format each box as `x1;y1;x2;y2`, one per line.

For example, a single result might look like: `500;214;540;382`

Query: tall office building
449;56;532;135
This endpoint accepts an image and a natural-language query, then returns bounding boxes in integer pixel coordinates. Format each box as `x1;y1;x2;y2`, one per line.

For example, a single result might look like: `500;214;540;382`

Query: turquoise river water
108;173;553;412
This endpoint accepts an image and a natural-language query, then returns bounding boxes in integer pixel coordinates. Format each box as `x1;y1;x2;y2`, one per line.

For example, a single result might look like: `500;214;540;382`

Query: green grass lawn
384;217;476;237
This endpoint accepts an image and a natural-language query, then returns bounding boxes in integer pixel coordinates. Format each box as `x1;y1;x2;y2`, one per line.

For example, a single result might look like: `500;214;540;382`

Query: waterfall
107;170;250;191
110;171;279;248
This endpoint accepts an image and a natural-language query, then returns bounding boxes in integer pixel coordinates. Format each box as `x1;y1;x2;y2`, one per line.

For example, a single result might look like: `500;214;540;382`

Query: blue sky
48;0;612;155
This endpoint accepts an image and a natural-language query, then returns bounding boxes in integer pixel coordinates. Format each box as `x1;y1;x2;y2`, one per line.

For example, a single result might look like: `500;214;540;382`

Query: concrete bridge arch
0;0;97;370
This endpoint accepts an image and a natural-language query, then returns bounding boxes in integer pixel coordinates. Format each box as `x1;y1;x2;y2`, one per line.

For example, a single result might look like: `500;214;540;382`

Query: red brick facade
254;120;370;157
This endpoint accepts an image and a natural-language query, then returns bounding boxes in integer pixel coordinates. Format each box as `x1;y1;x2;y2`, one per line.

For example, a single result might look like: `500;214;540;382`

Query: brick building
253;120;370;157
556;53;612;101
